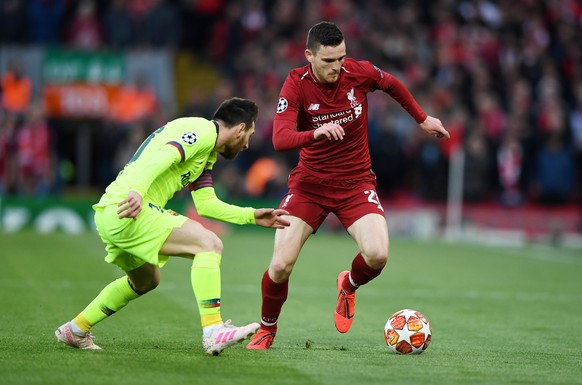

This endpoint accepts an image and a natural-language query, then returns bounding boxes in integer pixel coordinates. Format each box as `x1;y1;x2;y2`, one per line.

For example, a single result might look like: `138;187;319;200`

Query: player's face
306;41;346;84
221;122;256;160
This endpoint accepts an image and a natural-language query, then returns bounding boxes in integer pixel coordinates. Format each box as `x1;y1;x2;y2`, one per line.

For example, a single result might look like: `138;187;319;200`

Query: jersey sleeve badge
181;132;198;145
277;97;288;113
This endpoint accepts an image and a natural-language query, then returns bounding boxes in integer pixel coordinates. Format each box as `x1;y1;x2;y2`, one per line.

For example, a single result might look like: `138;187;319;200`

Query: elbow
192;198;213;219
272;141;284;152
196;206;210;218
272;138;291;152
196;205;217;220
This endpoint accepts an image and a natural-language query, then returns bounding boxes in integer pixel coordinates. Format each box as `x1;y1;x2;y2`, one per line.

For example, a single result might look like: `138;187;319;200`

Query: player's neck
213;120;227;150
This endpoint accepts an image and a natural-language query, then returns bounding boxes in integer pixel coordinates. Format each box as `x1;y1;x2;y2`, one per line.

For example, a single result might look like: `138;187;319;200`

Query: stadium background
0;0;581;245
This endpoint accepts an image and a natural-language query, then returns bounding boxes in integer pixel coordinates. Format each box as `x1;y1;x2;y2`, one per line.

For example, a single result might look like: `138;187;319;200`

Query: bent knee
269;259;295;280
129;275;160;294
170;221;224;257
363;247;388;269
181;229;223;257
199;231;223;254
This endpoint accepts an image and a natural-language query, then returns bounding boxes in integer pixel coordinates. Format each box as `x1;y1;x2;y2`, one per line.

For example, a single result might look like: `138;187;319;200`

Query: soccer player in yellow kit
55;97;290;355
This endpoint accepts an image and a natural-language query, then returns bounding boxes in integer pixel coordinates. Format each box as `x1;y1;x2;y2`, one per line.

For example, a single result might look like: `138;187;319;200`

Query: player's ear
305;49;314;63
236;122;246;137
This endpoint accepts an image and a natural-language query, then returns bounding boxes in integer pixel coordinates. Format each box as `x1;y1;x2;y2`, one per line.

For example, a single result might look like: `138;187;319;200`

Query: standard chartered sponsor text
313;113;354;127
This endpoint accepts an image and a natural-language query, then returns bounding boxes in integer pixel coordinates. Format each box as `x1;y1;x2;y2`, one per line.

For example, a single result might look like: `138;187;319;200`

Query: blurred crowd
0;0;581;208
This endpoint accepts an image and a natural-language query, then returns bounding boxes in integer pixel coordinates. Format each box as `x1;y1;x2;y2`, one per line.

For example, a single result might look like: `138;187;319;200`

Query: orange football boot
246;328;276;350
334;271;356;333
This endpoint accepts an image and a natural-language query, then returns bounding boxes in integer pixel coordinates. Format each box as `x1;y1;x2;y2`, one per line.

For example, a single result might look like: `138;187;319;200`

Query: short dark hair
306;21;344;53
213;97;258;130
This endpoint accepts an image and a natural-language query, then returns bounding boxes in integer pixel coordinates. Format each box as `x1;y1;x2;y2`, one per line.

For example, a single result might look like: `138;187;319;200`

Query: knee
138;278;160;294
269;259;294;281
362;246;388;270
193;230;223;255
208;233;223;255
130;274;160;294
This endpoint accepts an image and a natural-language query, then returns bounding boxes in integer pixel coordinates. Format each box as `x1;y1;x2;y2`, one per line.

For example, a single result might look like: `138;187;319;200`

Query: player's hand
254;208;291;229
420;116;450;140
117;190;143;220
313;123;345;141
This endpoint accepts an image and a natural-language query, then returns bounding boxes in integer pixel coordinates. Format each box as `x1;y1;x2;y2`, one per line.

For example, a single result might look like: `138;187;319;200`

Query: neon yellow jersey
95;117;218;208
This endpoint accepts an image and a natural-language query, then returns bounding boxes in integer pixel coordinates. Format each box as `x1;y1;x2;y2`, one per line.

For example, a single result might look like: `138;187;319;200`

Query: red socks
260;270;288;332
341;253;383;294
260;253;383;330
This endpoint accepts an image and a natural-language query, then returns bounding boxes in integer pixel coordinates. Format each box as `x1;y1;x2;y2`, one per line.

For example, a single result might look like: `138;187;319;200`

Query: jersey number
365;190;384;212
128;125;166;164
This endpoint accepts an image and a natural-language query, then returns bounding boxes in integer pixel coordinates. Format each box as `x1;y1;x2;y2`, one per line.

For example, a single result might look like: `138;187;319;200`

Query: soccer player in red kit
247;21;450;350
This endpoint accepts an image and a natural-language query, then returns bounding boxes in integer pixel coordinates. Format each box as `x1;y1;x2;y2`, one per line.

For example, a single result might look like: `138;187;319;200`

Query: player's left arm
419;115;449;140
368;62;450;140
190;171;290;228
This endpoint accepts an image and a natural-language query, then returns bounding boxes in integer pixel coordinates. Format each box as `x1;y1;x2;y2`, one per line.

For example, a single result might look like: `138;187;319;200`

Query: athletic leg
162;219;259;355
161;219;225;327
334;213;388;333
346;213;388;285
81;263;158;326
247;216;313;349
56;262;157;349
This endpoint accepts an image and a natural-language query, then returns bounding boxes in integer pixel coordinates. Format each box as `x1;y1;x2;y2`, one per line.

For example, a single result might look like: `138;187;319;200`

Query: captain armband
190;174;255;225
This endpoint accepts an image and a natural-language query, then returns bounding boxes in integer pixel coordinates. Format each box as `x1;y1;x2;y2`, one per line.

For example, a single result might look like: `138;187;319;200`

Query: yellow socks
73;276;141;333
69;252;224;337
191;252;223;329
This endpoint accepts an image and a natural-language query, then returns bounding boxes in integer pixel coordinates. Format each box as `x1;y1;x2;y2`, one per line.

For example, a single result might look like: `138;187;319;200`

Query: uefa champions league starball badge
182;132;197;145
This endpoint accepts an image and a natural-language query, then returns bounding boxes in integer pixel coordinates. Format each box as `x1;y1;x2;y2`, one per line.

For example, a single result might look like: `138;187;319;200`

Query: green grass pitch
1;228;581;385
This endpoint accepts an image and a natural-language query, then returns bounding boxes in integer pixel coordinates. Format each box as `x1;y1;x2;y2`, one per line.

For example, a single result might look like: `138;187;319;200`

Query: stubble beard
220;148;238;160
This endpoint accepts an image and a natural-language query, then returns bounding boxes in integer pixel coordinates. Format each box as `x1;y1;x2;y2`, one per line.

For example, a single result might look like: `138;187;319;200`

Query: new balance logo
308;103;320;111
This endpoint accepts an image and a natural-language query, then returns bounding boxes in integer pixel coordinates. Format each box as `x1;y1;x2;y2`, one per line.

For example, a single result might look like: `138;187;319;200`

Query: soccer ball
384;309;432;354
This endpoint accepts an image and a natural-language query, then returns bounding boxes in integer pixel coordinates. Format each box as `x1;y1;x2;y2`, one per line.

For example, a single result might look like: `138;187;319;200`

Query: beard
219;147;238;160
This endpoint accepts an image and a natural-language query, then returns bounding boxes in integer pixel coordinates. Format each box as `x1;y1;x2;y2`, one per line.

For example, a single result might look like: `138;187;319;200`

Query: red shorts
279;168;385;232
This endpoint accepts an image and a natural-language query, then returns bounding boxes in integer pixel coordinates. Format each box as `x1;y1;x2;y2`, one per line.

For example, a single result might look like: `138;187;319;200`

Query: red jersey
273;58;427;180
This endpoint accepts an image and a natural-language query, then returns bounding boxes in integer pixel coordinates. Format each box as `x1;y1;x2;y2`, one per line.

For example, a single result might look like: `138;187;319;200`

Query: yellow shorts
93;201;189;271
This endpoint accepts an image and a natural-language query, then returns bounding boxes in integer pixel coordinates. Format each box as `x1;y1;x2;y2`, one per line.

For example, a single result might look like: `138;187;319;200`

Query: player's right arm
313;123;345;141
116;190;143;220
272;75;345;151
116;144;182;220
